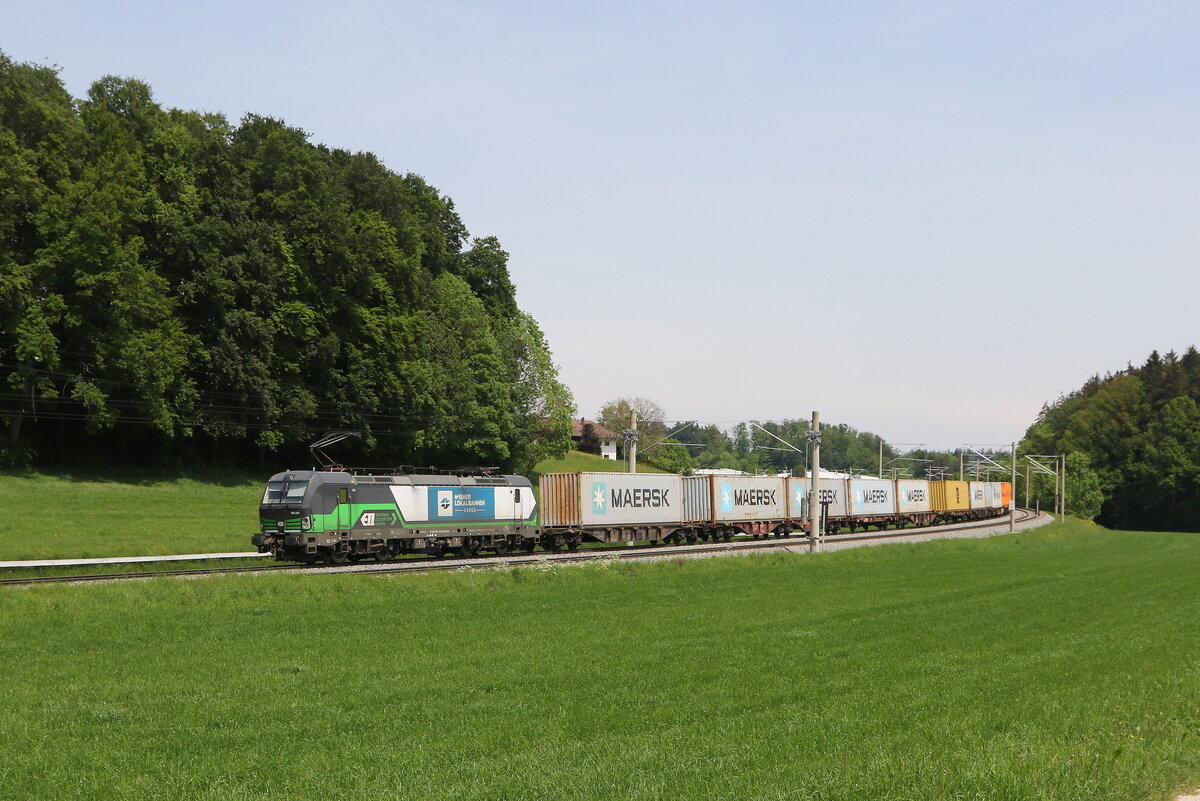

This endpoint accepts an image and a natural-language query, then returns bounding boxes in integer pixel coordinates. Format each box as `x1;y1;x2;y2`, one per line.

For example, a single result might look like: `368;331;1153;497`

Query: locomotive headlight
301;515;312;531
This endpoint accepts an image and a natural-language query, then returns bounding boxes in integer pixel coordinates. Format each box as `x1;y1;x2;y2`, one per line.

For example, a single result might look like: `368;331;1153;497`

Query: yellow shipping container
930;480;970;512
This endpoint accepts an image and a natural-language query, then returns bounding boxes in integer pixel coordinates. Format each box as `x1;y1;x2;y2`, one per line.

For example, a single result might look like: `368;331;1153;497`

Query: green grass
0;469;263;560
0;556;277;580
2;520;1199;800
534;449;666;474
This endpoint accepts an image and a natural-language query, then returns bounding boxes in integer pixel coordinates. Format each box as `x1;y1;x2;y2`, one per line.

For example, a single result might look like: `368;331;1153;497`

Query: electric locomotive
252;468;539;563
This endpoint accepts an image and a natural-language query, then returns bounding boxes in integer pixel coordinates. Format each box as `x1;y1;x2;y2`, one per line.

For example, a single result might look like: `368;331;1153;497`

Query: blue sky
4;1;1198;447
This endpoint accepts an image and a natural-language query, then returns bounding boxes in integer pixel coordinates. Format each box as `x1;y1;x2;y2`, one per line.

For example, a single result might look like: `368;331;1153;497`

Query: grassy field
0;452;656;562
533;449;666;473
2;520;1198;800
0;469;264;560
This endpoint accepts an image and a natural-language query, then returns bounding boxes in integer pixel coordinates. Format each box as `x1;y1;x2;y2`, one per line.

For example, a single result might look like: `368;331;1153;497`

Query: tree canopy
0;51;573;472
1021;347;1200;531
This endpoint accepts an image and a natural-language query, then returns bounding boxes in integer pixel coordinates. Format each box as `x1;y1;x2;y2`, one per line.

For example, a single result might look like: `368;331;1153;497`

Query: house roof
572;418;618;439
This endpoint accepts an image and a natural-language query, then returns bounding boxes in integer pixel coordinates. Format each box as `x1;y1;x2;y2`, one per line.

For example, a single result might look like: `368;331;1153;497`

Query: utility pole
626;410;638;474
1061;455;1066;518
1009;441;1016;533
807;411;821;554
1053;454;1062;518
1025;463;1030;509
878;439;883;477
1054;456;1059;518
959;449;964;481
1060;454;1067;519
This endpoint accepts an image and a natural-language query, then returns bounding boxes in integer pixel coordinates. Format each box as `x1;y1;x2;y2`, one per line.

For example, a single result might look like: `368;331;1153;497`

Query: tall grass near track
2;521;1199;800
0;470;262;559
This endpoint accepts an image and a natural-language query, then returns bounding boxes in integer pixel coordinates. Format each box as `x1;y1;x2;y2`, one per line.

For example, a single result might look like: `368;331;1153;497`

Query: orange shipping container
1001;482;1013;509
540;472;581;527
930;480;970;512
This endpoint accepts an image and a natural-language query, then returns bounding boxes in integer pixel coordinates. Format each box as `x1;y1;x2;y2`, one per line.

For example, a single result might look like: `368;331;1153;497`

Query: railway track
1;509;1045;588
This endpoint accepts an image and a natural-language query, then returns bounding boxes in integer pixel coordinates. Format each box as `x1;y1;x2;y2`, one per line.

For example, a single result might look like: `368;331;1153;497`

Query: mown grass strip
1;520;1198;799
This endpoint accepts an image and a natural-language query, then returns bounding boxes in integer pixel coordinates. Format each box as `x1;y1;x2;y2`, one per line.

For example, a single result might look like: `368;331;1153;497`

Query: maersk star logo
720;483;733;512
592;482;607;514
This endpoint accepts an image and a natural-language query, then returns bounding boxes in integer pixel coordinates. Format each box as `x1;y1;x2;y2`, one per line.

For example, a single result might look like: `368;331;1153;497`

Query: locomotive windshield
262;479;309;505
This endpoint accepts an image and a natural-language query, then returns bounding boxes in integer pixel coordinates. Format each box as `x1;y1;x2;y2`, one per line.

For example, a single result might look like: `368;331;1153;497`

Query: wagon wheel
324;549;349;565
494;540;512;556
566;538;580;552
457;539;481;558
722;529;733;542
521;539;536;553
542;538;562;553
373;548;393;562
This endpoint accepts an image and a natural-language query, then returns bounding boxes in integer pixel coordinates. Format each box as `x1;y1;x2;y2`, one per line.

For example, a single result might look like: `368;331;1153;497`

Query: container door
337;487;351;531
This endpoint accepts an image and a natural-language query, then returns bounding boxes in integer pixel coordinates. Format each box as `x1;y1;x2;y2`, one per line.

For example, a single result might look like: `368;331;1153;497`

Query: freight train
252;469;1013;564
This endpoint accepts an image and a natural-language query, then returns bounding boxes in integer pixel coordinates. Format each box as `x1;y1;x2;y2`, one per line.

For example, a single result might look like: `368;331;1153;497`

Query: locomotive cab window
262;479;309;505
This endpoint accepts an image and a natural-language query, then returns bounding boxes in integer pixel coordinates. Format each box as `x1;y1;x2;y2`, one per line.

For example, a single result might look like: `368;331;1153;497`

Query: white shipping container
575;473;685;527
849;479;897;516
895;480;932;514
708;476;789;523
786;478;850;519
968;481;989;510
